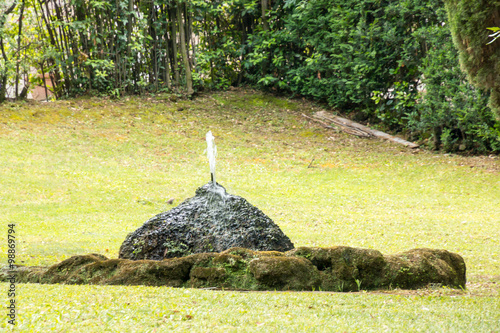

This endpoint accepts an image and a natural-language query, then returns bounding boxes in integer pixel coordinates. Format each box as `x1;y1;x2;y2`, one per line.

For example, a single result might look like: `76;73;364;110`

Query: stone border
4;246;466;292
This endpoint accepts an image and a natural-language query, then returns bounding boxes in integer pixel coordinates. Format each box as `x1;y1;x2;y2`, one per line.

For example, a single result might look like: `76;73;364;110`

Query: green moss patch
6;246;466;292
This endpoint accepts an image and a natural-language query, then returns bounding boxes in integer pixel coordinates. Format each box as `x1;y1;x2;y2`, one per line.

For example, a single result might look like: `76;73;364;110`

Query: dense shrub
243;0;500;153
410;24;500;153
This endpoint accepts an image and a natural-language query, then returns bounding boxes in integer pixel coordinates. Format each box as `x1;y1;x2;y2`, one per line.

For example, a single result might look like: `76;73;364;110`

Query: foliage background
1;0;499;153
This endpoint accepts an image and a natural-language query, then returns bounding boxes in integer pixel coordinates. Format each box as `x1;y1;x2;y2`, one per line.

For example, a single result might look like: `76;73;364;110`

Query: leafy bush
243;0;500;153
410;23;500;153
245;0;442;110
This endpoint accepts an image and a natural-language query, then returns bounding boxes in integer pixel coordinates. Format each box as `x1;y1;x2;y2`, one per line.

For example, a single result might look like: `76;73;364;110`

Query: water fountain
204;131;227;203
206;130;217;186
8;132;466;292
118;131;294;260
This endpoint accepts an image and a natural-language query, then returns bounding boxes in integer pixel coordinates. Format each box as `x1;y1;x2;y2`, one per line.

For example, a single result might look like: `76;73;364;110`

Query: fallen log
306;111;419;148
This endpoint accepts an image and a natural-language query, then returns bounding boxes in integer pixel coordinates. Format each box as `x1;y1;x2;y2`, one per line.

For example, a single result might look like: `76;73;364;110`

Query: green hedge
243;0;500;153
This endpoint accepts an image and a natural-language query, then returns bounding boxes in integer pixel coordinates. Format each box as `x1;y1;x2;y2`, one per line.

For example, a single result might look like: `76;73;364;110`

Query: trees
443;0;500;118
1;0;228;99
0;1;19;102
0;0;498;153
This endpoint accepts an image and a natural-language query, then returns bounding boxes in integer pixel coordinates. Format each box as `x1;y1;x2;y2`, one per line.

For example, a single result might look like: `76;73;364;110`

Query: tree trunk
261;0;270;31
126;0;134;91
0;75;7;102
15;0;25;99
148;4;157;87
186;6;195;71
170;5;179;86
433;126;442;150
177;2;193;95
0;37;7;102
159;5;171;89
0;5;11;102
40;60;49;100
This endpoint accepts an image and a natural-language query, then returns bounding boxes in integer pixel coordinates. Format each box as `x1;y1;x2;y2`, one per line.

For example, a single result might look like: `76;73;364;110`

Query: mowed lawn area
1;89;499;331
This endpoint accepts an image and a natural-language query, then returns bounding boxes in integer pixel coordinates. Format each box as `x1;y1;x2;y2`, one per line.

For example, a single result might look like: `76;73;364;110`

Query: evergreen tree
443;0;500;118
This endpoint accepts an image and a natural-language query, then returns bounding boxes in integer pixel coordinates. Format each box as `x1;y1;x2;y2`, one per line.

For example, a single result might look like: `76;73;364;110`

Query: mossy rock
288;247;386;291
7;266;47;284
43;253;109;284
189;267;227;287
384;248;466;289
8;246;466;291
249;256;321;290
219;247;256;260
106;258;193;287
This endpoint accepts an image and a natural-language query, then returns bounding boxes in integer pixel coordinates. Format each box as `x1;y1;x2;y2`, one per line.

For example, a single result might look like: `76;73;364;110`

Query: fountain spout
206;131;217;186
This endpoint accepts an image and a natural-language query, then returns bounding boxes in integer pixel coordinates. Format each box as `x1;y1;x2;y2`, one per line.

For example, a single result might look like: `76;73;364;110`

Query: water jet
206;130;217;186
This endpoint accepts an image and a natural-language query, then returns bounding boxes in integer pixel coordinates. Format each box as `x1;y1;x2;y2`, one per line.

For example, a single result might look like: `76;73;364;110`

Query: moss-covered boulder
288;247;386;291
7;246;466;291
249;256;321;290
119;183;294;260
383;248;467;289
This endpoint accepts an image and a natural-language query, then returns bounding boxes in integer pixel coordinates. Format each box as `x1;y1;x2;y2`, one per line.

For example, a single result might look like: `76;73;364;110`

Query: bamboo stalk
170;4;179;86
15;0;25;99
177;1;193;95
161;4;171;89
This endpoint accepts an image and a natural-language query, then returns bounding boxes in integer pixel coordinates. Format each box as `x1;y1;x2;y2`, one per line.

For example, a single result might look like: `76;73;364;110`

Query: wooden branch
302;112;370;137
301;113;338;131
305;111;419;148
1;2;17;18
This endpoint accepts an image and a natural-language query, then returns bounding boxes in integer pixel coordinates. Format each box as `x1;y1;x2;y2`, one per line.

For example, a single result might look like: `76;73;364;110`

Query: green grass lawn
1;89;499;331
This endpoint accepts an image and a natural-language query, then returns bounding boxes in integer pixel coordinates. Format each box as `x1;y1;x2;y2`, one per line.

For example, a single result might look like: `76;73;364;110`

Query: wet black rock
118;183;294;260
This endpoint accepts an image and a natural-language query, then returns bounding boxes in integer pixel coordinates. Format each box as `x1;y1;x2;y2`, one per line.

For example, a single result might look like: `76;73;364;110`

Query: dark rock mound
10;246;466;291
118;183;294;260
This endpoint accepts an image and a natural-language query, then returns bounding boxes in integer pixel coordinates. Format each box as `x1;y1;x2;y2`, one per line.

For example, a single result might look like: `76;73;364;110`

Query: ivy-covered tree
443;0;500;118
